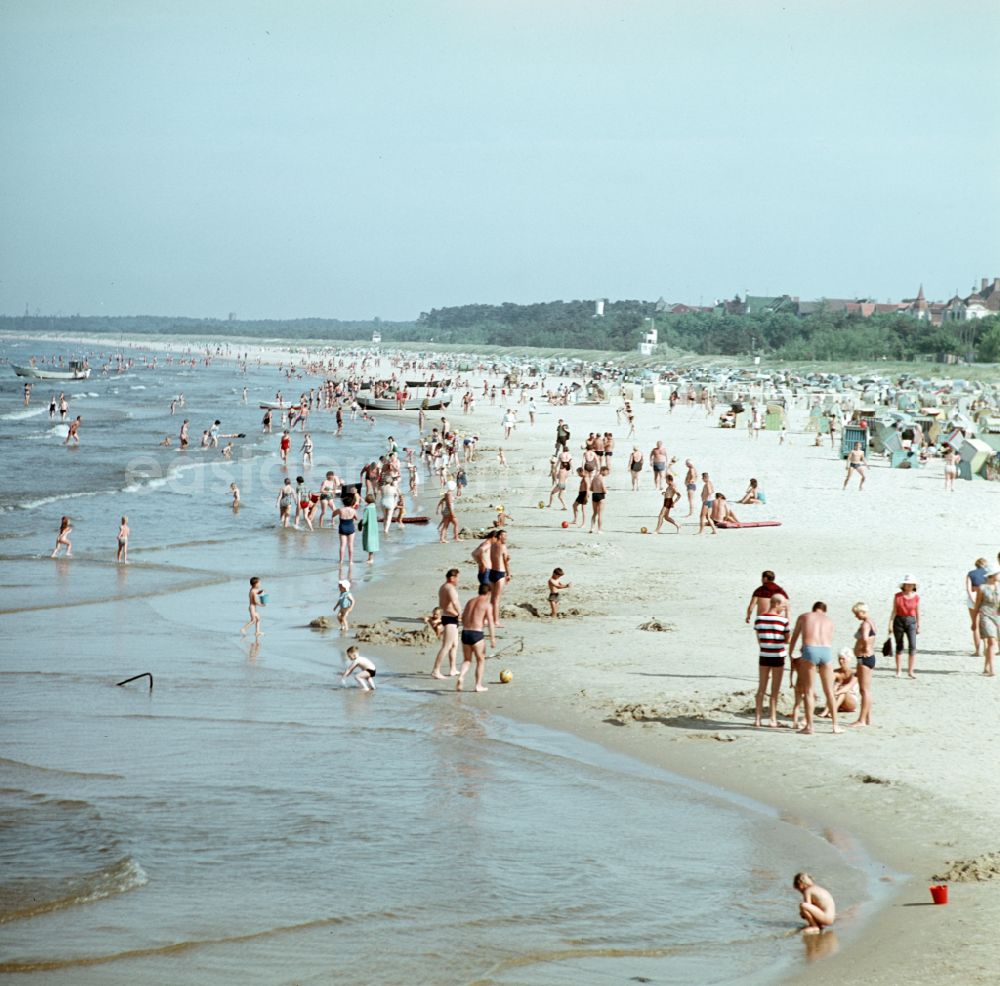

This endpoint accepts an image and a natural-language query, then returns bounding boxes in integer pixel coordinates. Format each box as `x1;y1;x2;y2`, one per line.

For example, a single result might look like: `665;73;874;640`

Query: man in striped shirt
754;596;789;727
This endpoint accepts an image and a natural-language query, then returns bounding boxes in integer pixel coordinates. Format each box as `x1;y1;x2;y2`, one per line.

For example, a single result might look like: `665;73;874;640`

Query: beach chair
840;424;868;458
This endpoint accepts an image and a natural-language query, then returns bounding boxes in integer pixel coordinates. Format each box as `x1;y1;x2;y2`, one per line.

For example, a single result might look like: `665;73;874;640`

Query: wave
0;857;147;926
0;757;123;780
0;408;45;421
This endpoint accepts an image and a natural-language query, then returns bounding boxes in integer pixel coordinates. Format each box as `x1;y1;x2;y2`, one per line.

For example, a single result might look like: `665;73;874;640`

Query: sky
1;0;998;321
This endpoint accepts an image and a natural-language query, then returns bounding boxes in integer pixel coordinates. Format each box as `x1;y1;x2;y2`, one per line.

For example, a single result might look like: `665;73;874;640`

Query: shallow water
0;337;885;984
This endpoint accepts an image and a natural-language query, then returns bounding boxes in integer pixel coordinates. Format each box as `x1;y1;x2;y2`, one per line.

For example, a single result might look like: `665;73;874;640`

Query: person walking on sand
628;446;644;491
572;467;590;528
888;577;920;678
431;568;461;678
793;873;835;934
753;596;789;727
116;516;130;564
437;481;459;542
547;568;571;617
655;474;681;533
943;446;959;491
589;466;608;534
966;557;989;658
341;646;376;691
456;584;497;693
488;529;512;625
240;577;265;637
51;516;73;558
549;458;569;510
971;566;1000;677
788;602;842;735
649;441;668;490
335;579;355;632
698;473;717;535
851;602;877;726
361;494;379;564
843;442;867;490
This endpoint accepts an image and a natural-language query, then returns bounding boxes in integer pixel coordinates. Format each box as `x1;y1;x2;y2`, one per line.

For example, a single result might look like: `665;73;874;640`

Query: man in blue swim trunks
457;584;496;693
789;602;843;735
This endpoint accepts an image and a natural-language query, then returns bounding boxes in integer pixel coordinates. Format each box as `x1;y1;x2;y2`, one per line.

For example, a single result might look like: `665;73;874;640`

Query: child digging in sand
793;873;835;934
547;568;571;617
341;646;376;691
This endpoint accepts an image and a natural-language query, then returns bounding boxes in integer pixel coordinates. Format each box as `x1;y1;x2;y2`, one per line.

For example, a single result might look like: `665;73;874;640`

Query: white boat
356;392;452;411
259;401;298;410
13;360;91;381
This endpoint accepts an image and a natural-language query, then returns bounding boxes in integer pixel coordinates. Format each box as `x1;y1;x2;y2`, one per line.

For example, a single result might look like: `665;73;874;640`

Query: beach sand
12;333;1000;981
339;378;1000;983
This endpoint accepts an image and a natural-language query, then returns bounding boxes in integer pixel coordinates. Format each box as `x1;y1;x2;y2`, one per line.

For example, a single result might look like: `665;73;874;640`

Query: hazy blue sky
2;0;998;320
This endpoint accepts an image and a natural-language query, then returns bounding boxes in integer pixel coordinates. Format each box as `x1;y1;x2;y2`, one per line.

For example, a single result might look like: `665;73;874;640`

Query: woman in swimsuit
116;516;129;564
276;477;296;528
332;494;359;568
851;602;876;726
943;447;959;491
818;651;858;718
628;447;644;491
738;478;762;504
972;567;1000;677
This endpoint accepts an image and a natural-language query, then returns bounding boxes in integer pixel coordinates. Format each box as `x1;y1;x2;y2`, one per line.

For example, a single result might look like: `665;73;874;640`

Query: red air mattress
716;520;781;529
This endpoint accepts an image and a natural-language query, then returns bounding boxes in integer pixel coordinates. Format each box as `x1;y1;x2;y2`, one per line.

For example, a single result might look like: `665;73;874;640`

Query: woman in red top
887;577;920;678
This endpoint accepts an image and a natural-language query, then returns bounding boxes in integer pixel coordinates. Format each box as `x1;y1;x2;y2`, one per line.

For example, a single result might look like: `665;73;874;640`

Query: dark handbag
881;638;893;657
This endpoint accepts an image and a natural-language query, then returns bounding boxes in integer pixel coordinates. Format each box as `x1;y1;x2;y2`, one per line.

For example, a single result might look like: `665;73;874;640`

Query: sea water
0;337;884;984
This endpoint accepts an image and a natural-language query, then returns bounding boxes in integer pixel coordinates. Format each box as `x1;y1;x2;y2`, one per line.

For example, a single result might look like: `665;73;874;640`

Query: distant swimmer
341;646;376;691
230;482;241;511
179;419;189;449
793;873;835;934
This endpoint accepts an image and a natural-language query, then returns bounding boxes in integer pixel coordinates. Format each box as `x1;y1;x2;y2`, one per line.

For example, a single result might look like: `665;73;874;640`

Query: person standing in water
52;516;73;558
361;494;379;564
240;577;265;637
116;516;130;564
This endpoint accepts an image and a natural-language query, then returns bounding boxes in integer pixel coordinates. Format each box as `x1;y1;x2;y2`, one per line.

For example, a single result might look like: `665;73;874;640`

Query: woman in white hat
887;578;920;678
971;567;1000;677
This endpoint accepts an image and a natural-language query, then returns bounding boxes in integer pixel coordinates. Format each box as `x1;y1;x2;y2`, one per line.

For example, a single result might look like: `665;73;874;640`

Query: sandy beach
5;333;1000;983
330;361;1000;983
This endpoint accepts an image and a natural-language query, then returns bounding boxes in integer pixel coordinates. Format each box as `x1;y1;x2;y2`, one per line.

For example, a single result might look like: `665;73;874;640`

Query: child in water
52;516;73;558
341;646;376;691
335;579;355;632
240;577;265;637
793;873;836;934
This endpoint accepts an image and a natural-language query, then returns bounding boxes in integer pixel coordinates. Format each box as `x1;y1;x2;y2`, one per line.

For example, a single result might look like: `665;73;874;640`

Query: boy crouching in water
793;872;835;934
342;646;376;691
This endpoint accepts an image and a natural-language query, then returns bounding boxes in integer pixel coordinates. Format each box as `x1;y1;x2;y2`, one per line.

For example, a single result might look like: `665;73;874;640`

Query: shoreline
8;331;1000;981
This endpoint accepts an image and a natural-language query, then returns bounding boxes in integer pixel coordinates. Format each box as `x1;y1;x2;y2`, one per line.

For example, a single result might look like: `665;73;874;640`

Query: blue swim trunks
801;645;833;666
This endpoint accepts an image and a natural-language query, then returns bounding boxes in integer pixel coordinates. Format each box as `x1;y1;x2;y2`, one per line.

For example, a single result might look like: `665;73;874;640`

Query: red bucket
929;885;948;905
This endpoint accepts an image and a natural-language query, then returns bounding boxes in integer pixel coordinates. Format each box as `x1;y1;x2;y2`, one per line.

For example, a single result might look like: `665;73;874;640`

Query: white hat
338;579;351;590
899;576;917;589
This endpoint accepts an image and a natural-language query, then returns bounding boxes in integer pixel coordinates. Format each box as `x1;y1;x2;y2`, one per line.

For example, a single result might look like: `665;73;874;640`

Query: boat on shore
259;401;299;410
13;360;91;380
356;392;452;411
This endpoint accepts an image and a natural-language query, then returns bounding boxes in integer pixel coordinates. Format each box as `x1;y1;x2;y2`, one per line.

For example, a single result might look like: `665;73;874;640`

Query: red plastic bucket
930;885;948;905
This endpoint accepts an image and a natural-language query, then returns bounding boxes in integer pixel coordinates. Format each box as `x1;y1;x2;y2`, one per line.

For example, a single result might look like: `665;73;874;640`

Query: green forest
4;303;1000;362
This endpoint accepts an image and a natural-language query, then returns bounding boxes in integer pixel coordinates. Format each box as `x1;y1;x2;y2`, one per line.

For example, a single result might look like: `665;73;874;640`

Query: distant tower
594;299;605;317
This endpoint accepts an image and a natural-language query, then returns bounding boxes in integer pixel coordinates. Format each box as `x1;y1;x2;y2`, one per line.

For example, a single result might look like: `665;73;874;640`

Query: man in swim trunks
431;568;462;679
457;584;496;693
649;441;668;490
843;442;867;490
487;529;512;625
788;602;842;735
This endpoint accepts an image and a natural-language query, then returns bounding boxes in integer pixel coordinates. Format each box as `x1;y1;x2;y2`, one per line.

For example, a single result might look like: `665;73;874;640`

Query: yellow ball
499;669;513;684
538;501;545;509
640;527;648;534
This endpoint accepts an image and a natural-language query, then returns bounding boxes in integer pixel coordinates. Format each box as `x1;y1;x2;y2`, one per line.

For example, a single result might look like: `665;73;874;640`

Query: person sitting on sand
710;493;740;526
341;645;376;691
818;650;858;717
423;606;444;640
793;873;836;934
738;478;765;504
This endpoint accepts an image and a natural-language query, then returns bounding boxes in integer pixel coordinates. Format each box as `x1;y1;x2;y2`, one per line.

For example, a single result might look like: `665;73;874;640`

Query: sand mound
608;690;795;725
353;621;438;647
933;852;1000;883
309;616;335;629
500;601;587;620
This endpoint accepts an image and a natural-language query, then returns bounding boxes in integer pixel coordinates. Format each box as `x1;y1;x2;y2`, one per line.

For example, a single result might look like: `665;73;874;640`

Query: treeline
417;300;652;349
657;310;1000;362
